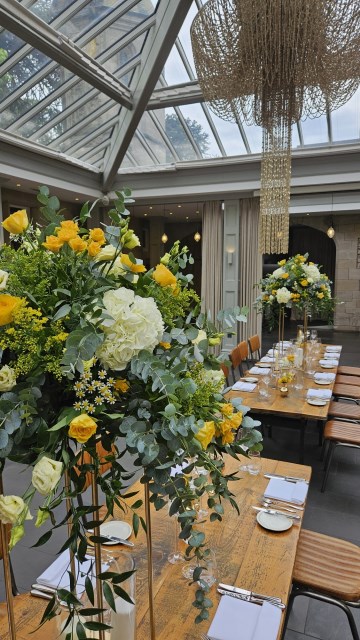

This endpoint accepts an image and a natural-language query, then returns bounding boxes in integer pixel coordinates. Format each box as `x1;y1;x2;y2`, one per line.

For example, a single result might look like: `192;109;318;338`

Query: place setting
306;388;332;406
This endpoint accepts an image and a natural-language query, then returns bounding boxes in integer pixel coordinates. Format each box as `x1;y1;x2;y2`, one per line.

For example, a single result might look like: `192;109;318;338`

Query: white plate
307;398;327;406
321;363;335;369
241;377;258;383
314;379;331;385
99;521;132;545
257;362;271;368
256;511;293;532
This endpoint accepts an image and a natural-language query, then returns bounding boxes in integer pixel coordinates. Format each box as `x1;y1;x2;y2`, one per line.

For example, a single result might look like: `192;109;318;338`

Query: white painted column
222;200;240;353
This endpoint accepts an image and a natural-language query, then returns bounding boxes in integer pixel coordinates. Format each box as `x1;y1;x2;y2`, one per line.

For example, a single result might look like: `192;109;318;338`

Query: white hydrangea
302;264;321;282
201;368;225;390
96;287;164;370
276;287;291;304
272;267;285;278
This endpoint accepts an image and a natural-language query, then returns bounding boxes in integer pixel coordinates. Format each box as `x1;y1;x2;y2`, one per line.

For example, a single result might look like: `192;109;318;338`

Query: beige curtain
238;198;263;342
201;201;223;323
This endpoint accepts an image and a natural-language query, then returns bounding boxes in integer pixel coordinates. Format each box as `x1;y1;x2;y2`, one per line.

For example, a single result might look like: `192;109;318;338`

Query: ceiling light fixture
191;0;360;255
327;225;335;239
16;183;21;187
194;231;201;242
161;233;168;244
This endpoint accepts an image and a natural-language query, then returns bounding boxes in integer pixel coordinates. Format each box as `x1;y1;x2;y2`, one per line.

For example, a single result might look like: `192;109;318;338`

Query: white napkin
267;349;276;356
260;356;275;363
232;381;257;392
249;367;271;375
314;372;335;382
319;359;338;367
207;596;281;640
307;388;332;400
275;341;292;349
37;551;108;597
264;478;308;504
324;352;340;360
325;346;342;352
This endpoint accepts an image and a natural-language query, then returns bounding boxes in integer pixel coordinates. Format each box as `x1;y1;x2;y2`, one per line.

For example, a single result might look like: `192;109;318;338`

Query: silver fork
200;635;211;640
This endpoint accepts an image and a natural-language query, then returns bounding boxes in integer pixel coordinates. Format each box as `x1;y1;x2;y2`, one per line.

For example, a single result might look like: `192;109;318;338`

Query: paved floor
1;326;359;640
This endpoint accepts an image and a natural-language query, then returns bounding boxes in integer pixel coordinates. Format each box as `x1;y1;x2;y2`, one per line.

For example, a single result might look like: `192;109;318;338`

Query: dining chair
229;344;248;381
248;334;261;363
285;529;360;640
332;384;360;404
336;374;360;387
220;362;230;386
337;366;360;377
321;419;360;492
328;400;360;423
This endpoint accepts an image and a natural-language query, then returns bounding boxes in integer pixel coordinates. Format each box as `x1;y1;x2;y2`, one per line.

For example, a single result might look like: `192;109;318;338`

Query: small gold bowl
279;386;289;397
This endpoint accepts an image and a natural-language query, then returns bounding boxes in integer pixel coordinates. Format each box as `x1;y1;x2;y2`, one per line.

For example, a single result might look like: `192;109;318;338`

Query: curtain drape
238;198;263;343
201;201;223;324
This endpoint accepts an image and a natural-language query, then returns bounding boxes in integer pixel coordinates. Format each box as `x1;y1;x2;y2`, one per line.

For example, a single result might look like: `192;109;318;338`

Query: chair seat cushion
337;366;360;377
324;420;360;444
336;375;360;387
293;529;360;601
328;401;360;421
333;384;360;400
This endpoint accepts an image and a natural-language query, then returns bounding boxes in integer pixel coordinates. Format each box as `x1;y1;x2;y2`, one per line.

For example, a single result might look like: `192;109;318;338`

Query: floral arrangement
256;253;334;329
0;187;261;635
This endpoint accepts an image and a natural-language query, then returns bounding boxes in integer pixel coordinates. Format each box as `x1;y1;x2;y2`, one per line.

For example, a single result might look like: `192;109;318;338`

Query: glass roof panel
300;114;329;146
161;107;198;162
162;46;191;85
0;47;52;100
126;134;157;167
178;103;222;158
332;87;360;142
137;111;177;164
24;0;77;23
205;111;247;156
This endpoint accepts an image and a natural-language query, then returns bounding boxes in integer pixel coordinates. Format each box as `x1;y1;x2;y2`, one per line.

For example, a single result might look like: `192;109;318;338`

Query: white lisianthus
201;368;225;390
192;329;207;345
95;244;117;261
303;264;320;282
121;230;140;250
160;253;170;266
269;295;274;301
0;495;32;525
276;287;292;304
32;457;63;496
272;267;285;278
96;287;164;370
0;365;16;391
307;277;314;284
0;270;9;290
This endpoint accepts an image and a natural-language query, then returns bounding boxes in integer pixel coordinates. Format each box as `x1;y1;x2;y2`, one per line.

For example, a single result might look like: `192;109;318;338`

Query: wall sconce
161;233;168;244
326;223;335;238
194;231;201;242
227;250;234;265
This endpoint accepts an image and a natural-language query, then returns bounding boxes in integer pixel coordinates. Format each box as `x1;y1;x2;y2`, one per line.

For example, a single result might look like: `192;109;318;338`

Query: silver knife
218;582;282;603
217;589;285;610
264;473;309;484
31;588;54;600
101;535;134;547
253;506;301;520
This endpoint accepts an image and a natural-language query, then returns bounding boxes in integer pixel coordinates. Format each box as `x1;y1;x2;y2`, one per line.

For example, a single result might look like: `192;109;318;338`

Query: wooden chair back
248;334;261;361
238;340;249;362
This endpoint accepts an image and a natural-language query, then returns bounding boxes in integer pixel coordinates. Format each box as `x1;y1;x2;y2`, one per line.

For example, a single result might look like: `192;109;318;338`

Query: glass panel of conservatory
0;47;52;100
162;107;199;162
175;0;200;78
208;111;247;156
126;135;157;167
178;104;222;158
162;46;191;85
301;114;328;146
332;88;360;142
137;112;177;164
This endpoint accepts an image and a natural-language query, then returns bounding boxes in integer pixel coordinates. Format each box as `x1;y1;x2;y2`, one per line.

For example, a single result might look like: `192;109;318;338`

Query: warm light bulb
194;231;201;242
327;226;335;238
161;233;168;244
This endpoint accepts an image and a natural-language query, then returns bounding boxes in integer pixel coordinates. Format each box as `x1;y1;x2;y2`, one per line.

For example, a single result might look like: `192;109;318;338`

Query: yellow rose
56;220;79;242
281;273;289;279
278;259;286;266
2;209;29;234
42;235;64;253
68;414;97;443
114;379;130;393
219;403;233;417
300;279;308;286
120;253;146;273
0;294;23;326
159;341;171;349
228;411;243;429
32;456;63;496
221;429;235;445
89;227;106;245
152;263;177;287
68;236;87;252
317;292;324;299
195;421;215;450
87;240;102;257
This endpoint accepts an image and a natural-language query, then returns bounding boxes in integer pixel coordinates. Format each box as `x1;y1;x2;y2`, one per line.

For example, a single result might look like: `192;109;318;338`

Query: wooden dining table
228;346;340;463
1;456;311;640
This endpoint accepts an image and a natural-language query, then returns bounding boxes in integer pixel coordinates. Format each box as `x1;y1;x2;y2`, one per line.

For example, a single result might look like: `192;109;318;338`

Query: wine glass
309;329;318;342
294;369;304;395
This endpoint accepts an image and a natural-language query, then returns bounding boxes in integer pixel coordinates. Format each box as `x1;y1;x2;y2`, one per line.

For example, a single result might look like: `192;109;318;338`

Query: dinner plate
99;521;132;545
307;398;327;406
256;511;293;532
314;379;331;385
321;363;335;369
257;362;271;368
240;377;258;383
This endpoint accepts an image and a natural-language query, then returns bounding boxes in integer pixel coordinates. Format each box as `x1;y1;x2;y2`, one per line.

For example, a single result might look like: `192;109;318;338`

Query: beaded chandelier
191;0;360;253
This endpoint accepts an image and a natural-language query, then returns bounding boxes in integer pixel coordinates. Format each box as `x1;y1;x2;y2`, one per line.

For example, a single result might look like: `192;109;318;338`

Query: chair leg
317;420;323;447
321;441;336;493
280;587;296;638
320;437;328;462
290;587;360;640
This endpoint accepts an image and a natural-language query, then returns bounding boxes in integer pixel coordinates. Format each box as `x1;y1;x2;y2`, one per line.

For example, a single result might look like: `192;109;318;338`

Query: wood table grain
1;456;311;640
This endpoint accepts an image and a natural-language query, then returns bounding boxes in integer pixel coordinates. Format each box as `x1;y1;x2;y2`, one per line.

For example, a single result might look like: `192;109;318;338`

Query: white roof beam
102;0;193;191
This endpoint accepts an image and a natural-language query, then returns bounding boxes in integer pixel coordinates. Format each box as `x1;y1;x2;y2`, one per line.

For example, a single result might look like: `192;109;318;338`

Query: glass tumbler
247;451;262;475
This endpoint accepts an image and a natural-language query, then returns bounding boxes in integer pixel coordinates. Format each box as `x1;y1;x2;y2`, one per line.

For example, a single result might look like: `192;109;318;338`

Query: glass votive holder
247;451;262;475
198;549;217;588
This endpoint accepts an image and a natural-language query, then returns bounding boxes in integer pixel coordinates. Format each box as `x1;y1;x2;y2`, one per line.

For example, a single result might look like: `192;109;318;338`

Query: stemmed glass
167;509;185;564
294;369;304;396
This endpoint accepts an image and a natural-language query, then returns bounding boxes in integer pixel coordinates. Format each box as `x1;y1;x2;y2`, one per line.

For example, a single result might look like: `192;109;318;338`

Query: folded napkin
307;388;332;400
325;345;342;352
232;381;257;392
314;372;336;382
267;349;276;356
249;367;271;375
264;477;308;505
319;359;338;367
260;356;275;363
324;352;340;360
208;596;281;640
275;341;292;349
37;551;108;597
